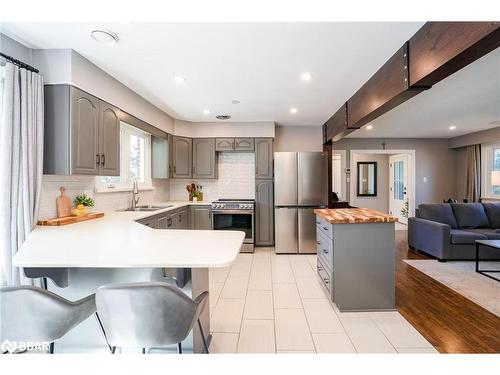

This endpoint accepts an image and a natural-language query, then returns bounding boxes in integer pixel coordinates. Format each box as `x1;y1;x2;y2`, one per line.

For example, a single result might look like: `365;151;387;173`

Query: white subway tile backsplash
38;152;254;220
169;152;255;201
38;175;170;220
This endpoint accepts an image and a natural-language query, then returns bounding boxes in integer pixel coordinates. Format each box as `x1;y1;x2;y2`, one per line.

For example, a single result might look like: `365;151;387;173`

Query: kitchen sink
118;205;173;212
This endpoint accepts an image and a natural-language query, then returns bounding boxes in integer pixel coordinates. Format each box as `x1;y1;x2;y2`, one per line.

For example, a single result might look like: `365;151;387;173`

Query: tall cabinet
44;85;120;176
254;138;274;246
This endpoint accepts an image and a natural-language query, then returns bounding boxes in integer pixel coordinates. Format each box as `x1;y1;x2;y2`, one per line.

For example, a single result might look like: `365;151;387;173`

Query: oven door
212;210;254;244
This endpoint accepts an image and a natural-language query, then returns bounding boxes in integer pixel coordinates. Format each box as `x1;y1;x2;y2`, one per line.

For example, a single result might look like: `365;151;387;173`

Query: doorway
389;154;410;224
348;149;415;223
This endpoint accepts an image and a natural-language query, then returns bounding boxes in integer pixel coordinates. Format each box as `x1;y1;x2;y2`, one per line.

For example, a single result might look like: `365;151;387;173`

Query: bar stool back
96;282;209;354
0;286;96;353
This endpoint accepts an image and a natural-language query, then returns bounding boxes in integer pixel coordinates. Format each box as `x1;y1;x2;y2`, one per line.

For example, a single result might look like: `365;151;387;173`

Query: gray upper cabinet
255;138;273;179
215;138;234;151
190;205;212;230
255;179;274;246
193;138;217;179
234;138;254;151
172;136;192;178
44;85;120;176
71;87;100;175
98;101;120;176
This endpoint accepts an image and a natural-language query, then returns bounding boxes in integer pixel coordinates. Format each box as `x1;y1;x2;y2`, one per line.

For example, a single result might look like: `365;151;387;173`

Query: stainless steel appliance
274;152;328;254
212;199;255;253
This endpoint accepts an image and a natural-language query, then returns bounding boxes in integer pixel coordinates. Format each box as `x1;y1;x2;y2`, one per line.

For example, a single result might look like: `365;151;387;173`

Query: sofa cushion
451;203;490;229
418;204;458;228
463;228;500;240
482;203;500;229
450;229;488;244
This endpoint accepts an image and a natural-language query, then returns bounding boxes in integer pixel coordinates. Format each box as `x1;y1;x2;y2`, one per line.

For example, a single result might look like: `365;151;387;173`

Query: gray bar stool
96;282;209;354
0;286;96;354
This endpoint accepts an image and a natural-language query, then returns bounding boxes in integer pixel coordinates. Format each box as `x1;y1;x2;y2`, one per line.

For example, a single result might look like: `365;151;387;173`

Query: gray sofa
408;203;500;261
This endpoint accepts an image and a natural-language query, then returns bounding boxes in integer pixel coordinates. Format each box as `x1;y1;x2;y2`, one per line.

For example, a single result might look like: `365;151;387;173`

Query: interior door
389;154;409;224
274;207;298;254
298;208;317;254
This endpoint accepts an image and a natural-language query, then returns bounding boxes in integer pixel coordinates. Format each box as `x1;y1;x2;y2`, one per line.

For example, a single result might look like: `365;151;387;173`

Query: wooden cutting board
56;187;72;218
38;212;104;226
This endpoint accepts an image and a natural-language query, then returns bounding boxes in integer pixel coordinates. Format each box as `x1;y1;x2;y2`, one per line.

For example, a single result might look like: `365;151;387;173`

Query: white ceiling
2;22;423;126
347;47;500;138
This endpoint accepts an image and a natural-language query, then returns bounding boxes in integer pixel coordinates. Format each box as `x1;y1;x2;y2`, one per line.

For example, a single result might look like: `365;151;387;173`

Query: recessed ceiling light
174;76;185;84
90;29;119;45
203;109;210;115
366;124;373;130
449;125;457;130
232;100;240;105
300;72;312;81
290;108;298;114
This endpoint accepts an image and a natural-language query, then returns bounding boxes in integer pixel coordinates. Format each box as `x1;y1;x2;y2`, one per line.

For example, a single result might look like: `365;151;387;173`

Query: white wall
350;153;390;213
174;119;275;138
169;152;255;201
274;125;323;152
32;49;175;134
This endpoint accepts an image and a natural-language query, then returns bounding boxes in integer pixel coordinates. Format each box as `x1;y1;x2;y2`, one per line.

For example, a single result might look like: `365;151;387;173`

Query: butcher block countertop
314;208;398;224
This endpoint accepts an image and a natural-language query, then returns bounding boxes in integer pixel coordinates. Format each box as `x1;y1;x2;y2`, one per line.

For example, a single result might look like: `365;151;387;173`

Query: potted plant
72;194;94;216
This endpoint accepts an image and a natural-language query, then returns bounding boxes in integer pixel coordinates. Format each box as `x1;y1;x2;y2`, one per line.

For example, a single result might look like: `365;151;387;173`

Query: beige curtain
465;144;481;202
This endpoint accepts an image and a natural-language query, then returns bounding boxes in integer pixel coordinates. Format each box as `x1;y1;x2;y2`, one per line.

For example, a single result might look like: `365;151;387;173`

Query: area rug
404;259;500;317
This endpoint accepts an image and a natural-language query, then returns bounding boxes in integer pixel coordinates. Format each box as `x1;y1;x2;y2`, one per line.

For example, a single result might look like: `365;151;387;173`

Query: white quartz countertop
14;201;245;269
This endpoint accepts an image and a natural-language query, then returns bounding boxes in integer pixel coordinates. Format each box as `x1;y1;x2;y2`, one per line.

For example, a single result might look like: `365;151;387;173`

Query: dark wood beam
347;43;429;129
409;22;500;87
324;103;351;143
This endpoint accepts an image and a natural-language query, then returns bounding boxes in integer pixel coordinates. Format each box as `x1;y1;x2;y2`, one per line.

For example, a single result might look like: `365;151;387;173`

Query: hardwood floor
395;231;500;353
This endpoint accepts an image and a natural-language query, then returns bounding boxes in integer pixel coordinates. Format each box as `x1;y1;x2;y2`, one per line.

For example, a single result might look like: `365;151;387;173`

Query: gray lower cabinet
172;136;192;178
157;214;168;229
255;179;274;246
255;138;273;179
44;85;120;176
193;138;217;179
190;205;212;230
315;215;396;311
215;138;234;151
234;138;254;151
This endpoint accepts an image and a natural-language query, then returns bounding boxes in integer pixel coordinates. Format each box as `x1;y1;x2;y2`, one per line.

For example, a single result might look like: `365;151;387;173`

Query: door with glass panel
389;154;409;224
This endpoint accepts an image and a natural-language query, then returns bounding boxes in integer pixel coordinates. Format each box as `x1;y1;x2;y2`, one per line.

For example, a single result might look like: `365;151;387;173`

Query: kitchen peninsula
13;202;245;353
315;208;398;312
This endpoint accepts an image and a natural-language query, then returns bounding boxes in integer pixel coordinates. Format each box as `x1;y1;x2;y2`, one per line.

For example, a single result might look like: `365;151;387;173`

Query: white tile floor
209;247;438;354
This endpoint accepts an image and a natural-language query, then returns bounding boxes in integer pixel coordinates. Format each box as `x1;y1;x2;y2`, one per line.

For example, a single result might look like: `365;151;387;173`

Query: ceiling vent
216;115;231;120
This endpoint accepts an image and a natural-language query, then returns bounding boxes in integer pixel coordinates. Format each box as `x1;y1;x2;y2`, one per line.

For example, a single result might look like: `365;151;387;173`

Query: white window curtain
0;62;44;286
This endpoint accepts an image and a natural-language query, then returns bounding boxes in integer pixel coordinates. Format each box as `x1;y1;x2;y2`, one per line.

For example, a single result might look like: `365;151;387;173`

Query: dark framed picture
357;161;377;197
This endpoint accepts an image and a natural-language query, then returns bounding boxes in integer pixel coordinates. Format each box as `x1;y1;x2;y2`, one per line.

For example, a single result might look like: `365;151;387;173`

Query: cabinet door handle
317;265;323;271
316;241;321;245
96;154;100;166
173;166;176;174
316;221;320;224
322;249;328;254
323;226;328;231
324;279;330;285
101;154;105;167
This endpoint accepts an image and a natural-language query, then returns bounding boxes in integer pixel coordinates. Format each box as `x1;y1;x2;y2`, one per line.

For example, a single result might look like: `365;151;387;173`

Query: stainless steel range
211;199;255;253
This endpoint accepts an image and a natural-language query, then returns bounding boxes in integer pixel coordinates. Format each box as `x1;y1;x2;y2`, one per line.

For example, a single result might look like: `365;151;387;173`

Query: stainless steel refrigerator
274;152;328;254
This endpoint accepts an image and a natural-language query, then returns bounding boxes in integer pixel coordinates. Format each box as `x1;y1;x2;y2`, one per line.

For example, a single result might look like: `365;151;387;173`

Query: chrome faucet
131;179;140;209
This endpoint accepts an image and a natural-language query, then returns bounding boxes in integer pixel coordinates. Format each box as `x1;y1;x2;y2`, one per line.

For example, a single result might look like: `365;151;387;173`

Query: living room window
95;122;153;192
481;142;500;199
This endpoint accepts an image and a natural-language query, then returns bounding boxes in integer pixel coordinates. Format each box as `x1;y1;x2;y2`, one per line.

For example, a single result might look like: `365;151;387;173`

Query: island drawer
317;257;332;293
316;215;333;239
316;228;333;266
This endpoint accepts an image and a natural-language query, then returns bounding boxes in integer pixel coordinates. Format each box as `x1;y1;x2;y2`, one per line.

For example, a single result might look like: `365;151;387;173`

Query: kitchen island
13;202;245;353
314;208;398;312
